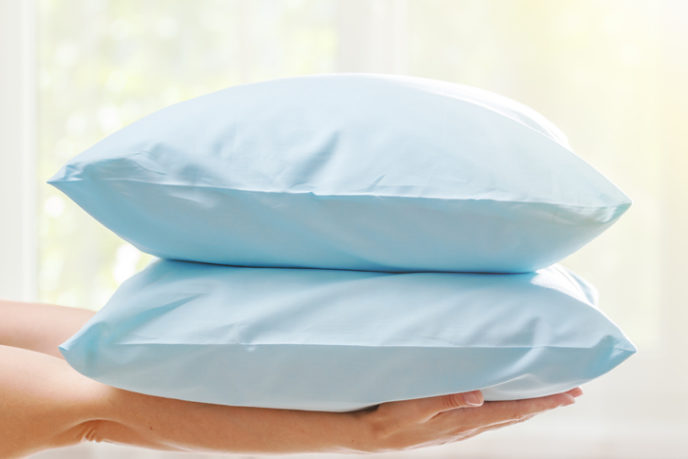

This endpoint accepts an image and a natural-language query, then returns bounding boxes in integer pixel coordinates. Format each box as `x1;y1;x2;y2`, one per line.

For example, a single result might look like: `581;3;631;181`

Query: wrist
335;409;380;454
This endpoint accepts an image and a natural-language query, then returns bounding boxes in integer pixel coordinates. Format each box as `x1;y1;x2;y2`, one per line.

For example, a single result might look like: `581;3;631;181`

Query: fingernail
464;391;484;407
569;387;583;398
561;395;576;407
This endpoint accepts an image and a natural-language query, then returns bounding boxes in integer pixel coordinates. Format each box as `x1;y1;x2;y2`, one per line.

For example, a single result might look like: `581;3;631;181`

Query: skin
0;299;582;458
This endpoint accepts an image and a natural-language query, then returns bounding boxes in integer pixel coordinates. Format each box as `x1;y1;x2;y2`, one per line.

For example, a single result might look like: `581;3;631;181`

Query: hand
354;387;583;453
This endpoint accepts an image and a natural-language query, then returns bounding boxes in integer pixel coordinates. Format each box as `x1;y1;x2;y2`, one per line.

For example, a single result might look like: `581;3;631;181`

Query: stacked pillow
52;74;635;411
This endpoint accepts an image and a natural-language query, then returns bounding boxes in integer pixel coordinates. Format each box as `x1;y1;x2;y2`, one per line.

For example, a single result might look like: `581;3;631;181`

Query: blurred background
1;0;686;458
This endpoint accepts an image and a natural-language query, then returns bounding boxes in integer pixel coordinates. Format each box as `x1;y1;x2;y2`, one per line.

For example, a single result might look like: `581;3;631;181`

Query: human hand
354;387;583;453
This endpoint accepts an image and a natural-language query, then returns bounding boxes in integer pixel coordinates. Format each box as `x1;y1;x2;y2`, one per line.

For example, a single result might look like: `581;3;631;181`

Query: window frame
0;0;37;301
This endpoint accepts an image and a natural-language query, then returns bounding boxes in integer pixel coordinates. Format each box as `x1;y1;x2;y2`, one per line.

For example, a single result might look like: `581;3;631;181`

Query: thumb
411;390;484;422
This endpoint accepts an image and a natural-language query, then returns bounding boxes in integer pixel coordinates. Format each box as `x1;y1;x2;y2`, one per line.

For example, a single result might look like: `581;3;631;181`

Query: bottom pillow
60;259;635;412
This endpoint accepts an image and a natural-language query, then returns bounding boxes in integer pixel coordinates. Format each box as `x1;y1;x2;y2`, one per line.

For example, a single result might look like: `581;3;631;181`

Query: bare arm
0;300;582;457
0;298;94;359
97;380;580;454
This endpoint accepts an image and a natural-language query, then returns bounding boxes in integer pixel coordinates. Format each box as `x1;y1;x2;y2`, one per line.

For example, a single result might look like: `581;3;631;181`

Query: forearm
0;344;369;457
0;299;95;359
0;345;102;458
98;387;370;454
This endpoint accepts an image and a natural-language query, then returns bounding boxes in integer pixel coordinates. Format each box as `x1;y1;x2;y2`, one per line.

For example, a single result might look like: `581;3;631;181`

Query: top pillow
48;74;630;273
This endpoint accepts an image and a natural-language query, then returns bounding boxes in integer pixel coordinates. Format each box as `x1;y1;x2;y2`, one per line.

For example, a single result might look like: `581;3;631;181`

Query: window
2;1;685;457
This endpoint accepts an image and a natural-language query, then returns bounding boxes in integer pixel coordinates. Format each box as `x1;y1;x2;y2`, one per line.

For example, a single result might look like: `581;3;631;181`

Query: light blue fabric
60;259;636;412
48;74;631;273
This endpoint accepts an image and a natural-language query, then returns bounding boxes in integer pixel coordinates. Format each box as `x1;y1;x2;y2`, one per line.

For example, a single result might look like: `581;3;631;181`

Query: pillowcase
48;74;630;273
59;259;635;412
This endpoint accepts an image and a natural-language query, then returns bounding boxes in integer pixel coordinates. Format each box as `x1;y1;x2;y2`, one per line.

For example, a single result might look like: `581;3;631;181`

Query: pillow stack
51;74;635;412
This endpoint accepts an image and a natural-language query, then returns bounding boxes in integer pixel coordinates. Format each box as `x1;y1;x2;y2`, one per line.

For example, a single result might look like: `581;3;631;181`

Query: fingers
471;388;583;424
373;386;582;431
461;389;583;439
406;390;484;422
429;387;583;435
362;388;583;451
566;387;584;398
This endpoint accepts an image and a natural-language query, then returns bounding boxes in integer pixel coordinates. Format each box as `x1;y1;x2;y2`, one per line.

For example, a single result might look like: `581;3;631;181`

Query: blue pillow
48;74;630;273
59;259;635;412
